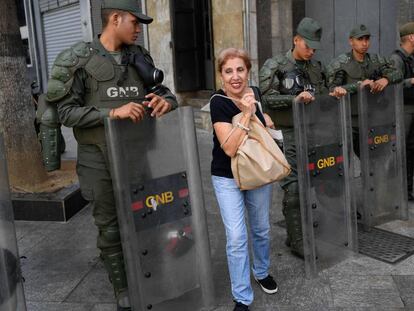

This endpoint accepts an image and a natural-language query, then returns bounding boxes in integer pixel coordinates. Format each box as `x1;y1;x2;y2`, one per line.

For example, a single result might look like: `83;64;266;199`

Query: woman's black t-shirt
210;88;266;178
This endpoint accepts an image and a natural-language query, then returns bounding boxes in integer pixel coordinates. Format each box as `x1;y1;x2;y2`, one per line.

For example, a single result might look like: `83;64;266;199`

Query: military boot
282;183;304;258
101;250;131;310
407;150;414;201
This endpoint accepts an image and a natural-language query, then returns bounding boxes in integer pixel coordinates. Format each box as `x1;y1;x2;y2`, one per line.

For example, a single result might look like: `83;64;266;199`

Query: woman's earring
220;80;224;88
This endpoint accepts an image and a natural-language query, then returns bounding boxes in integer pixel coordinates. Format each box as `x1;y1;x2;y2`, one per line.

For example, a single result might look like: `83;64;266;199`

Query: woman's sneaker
254;275;278;294
233;301;249;311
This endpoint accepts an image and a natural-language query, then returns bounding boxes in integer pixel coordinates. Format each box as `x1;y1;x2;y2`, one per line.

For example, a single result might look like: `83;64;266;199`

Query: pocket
211;175;238;192
79;187;93;202
76;165;94;201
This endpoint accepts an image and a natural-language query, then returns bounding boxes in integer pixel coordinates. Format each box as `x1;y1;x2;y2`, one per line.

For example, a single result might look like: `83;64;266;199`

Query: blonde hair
217;48;252;73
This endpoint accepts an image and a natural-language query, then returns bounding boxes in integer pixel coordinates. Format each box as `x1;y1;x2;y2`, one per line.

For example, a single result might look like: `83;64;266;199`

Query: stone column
246;0;259;86
257;0;293;68
270;0;293;56
212;0;244;88
146;0;176;93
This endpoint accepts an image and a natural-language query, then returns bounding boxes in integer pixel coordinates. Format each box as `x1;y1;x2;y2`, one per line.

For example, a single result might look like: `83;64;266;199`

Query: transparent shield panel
105;107;214;311
293;95;357;278
0;135;26;311
358;84;408;229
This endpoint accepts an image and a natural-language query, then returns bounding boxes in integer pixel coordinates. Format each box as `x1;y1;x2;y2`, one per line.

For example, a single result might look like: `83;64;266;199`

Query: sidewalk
15;128;414;311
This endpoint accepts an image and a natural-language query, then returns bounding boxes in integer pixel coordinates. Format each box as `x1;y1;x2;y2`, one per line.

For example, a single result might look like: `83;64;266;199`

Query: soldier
390;22;414;201
45;1;177;310
326;24;402;156
259;17;346;258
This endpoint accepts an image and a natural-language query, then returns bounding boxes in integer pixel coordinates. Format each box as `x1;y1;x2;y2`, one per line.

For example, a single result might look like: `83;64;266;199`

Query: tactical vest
394;49;414;105
75;51;146;144
340;53;380;116
273;59;325;127
278;61;325;95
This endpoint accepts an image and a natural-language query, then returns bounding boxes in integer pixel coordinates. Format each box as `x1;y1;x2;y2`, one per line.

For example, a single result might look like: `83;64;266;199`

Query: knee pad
98;226;121;252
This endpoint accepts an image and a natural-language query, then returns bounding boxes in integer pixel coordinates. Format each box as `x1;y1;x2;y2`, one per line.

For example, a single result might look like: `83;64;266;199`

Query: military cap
102;0;153;24
400;22;414;37
296;17;322;50
349;24;371;38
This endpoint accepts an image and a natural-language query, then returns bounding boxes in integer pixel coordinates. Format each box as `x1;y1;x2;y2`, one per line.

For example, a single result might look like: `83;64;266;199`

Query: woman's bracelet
236;122;250;132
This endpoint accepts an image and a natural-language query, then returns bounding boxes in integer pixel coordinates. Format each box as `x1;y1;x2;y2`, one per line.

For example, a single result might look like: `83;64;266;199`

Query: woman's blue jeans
212;175;272;306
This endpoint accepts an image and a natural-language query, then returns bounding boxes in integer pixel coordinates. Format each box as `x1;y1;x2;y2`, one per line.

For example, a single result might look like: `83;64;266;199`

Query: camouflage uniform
390;22;414;199
259;36;328;257
326;25;402;156
46;36;177;308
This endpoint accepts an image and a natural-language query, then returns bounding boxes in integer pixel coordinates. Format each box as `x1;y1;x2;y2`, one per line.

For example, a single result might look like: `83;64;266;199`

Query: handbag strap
220;126;237;149
210;92;265;149
251;86;264;113
210;93;245;149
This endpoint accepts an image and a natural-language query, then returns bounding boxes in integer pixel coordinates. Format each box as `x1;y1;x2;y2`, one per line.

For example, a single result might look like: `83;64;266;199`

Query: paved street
14;127;414;311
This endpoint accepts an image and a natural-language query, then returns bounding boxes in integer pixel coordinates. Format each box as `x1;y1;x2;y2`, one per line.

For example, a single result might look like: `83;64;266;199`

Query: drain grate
358;225;414;264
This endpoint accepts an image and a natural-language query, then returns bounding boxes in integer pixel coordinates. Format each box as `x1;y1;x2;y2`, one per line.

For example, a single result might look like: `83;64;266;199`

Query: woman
210;48;277;311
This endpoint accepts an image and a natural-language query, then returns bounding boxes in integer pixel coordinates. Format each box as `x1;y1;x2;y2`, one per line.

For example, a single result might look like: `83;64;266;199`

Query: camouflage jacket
326;51;402;94
259;50;328;126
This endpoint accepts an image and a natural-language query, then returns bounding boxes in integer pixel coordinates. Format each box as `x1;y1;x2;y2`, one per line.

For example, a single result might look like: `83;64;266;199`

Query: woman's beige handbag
231;113;291;190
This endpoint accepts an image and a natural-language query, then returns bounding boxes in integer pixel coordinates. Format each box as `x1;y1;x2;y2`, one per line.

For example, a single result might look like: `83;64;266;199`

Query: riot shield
293;95;357;278
358;84;408;229
0;135;26;311
105;107;215;311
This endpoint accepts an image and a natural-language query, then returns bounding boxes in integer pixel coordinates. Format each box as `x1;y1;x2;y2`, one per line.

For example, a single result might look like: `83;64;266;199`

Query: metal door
171;0;214;91
306;0;397;64
42;3;83;76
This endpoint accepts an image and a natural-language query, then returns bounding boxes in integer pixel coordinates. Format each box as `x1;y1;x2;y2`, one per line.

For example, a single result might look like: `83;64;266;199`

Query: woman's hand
239;92;257;117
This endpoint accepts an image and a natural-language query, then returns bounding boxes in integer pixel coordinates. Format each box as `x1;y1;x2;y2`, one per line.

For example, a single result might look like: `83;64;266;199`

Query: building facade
20;0;414;99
